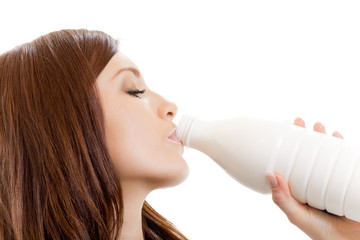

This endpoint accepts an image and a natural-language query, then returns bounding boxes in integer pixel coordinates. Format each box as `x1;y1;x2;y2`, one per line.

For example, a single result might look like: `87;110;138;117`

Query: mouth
167;128;183;145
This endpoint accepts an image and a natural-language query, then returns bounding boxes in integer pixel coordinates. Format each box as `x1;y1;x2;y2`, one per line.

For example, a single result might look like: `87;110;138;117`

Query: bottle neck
177;115;213;152
176;115;199;147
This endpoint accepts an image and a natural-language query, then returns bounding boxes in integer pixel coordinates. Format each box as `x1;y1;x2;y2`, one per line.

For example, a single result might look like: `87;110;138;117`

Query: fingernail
315;122;325;131
266;172;279;189
294;117;305;127
333;131;344;139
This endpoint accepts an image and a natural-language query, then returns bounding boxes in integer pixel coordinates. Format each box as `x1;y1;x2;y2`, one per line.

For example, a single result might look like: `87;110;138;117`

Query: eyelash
127;89;146;98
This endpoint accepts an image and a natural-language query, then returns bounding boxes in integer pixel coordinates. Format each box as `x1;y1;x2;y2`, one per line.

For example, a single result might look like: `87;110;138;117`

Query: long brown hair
0;29;188;240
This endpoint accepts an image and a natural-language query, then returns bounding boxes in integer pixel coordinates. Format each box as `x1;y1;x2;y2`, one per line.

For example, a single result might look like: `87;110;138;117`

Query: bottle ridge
176;115;360;222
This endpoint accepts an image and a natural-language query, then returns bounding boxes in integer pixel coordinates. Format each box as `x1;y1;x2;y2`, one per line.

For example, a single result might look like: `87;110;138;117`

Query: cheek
106;116;188;187
105;111;154;179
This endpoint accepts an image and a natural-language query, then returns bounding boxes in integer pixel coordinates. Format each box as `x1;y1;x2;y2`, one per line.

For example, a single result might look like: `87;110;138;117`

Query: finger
314;122;326;134
333;131;344;139
294;117;305;128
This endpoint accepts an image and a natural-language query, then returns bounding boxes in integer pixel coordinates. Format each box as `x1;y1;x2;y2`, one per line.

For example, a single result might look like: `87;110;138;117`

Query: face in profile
96;52;189;192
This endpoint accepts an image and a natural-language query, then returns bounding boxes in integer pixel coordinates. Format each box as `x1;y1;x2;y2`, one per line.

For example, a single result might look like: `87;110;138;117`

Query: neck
118;181;150;240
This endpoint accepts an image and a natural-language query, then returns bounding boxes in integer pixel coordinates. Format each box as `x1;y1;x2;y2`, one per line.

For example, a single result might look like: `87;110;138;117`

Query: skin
96;51;360;239
96;52;189;240
268;117;360;239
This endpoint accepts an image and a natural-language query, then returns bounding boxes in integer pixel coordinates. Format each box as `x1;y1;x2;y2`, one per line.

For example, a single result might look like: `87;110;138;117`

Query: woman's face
96;52;189;191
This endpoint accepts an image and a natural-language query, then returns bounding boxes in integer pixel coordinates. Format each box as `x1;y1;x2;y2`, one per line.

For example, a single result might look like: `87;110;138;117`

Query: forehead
107;52;137;70
96;52;138;83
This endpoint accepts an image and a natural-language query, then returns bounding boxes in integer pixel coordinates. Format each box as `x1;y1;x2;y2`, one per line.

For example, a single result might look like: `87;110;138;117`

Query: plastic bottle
176;115;360;222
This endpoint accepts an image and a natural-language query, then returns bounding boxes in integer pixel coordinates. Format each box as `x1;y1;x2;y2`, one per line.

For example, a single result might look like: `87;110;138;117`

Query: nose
158;99;178;121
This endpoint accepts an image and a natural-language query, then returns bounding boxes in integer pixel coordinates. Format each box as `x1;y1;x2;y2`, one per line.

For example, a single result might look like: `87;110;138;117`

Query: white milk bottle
176;115;360;222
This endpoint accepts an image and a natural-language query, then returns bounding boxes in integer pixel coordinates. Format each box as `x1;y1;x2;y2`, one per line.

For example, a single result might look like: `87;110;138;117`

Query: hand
266;117;360;240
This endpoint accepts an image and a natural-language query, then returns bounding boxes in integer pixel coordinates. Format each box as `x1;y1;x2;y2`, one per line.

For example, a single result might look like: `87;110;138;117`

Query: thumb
266;171;311;225
266;171;336;238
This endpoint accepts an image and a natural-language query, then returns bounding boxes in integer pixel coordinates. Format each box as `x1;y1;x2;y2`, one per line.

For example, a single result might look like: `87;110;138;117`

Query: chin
152;158;190;189
168;163;190;187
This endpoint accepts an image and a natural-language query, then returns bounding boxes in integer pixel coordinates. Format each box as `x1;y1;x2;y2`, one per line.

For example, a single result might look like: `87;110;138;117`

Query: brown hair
0;29;188;240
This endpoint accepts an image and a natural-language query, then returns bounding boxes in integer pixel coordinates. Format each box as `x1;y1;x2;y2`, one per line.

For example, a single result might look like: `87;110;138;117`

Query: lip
167;128;183;145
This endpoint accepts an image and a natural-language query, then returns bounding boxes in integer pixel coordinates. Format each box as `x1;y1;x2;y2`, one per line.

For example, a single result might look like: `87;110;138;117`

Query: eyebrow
111;67;141;81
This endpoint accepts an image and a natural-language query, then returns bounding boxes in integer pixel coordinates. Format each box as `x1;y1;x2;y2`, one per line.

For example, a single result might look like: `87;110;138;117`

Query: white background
1;1;360;239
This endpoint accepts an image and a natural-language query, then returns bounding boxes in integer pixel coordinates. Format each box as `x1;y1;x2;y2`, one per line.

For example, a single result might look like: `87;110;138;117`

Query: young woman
0;29;359;239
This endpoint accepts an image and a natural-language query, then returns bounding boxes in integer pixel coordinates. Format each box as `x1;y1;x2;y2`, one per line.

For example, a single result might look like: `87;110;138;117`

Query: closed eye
127;89;146;98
